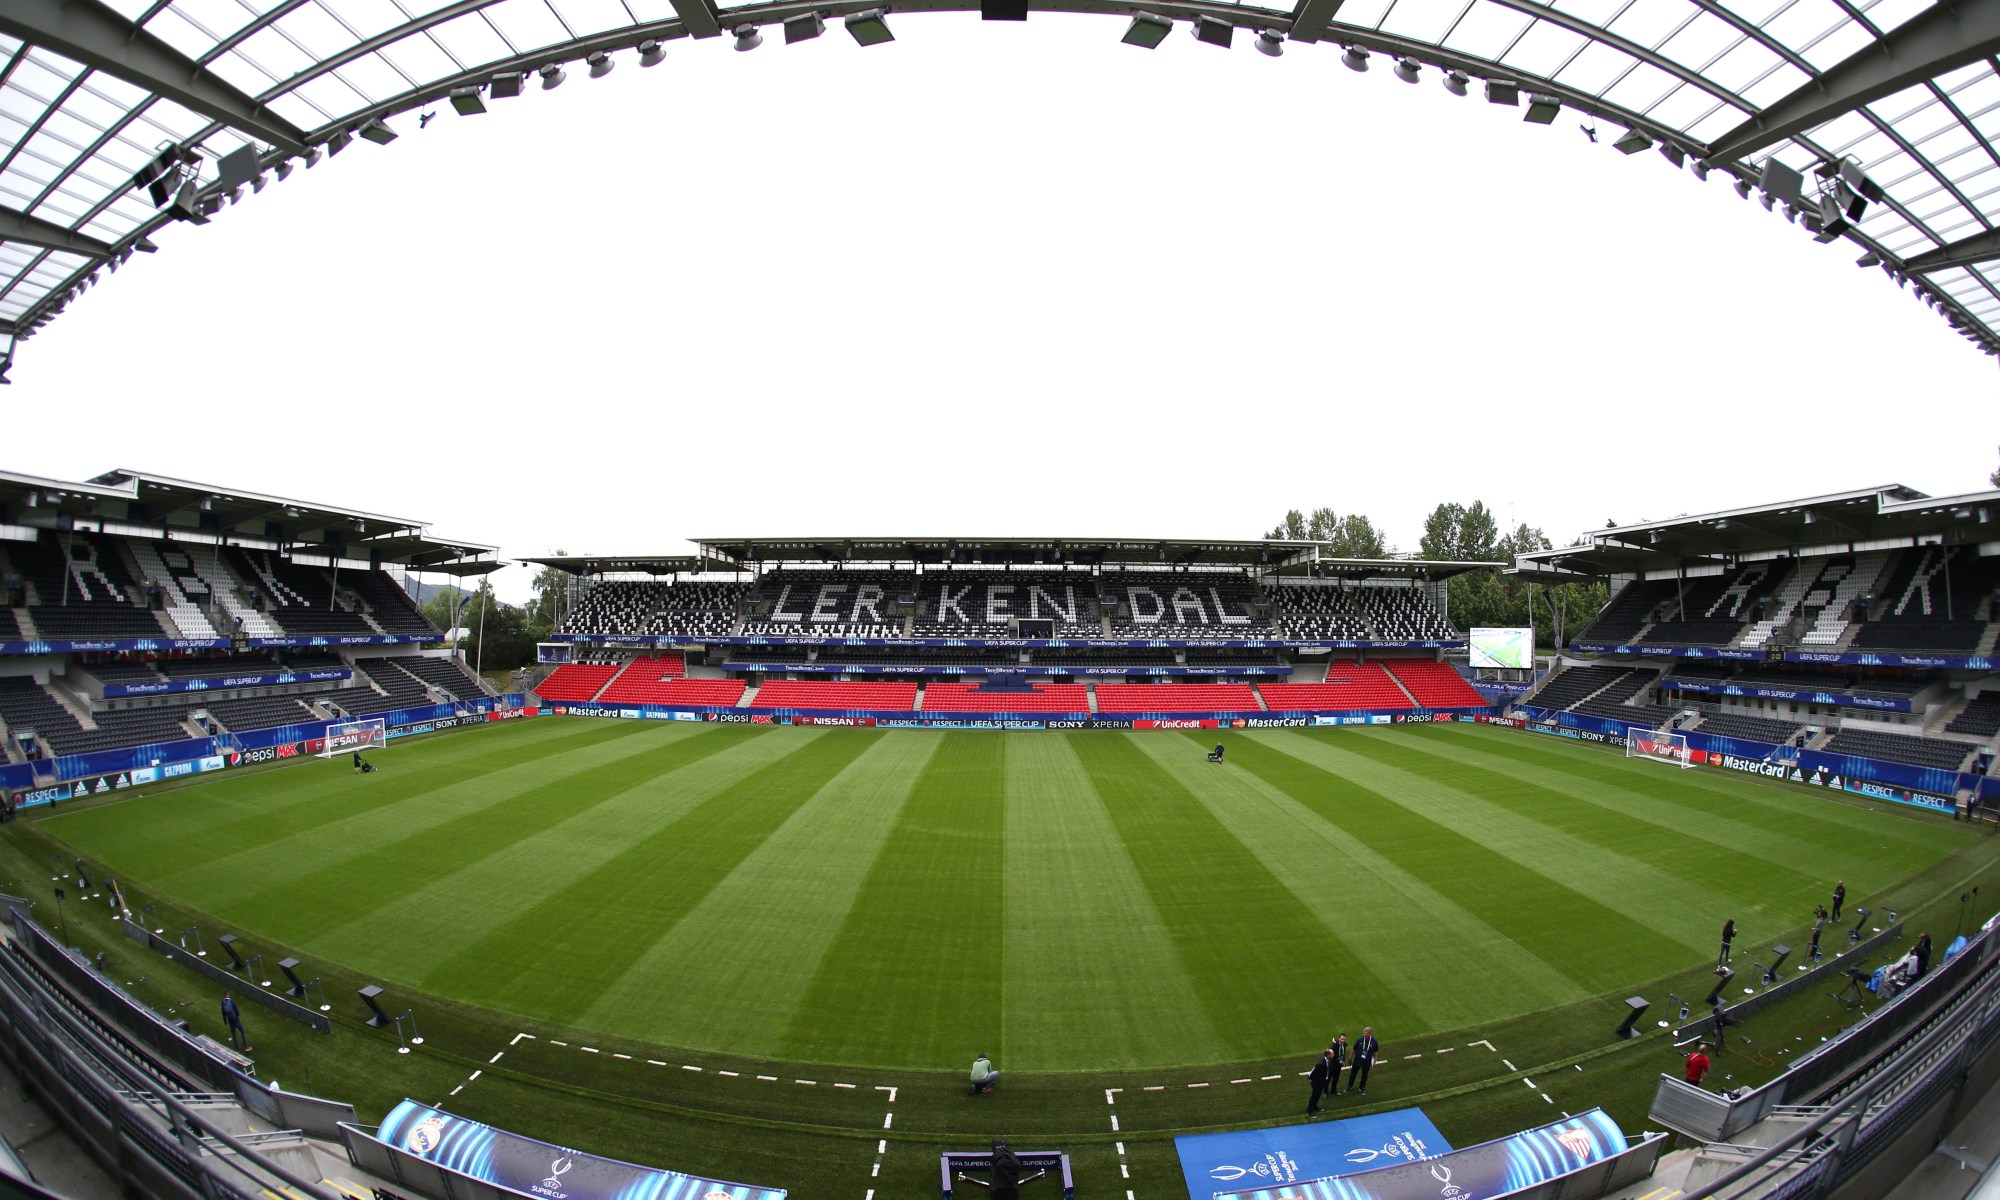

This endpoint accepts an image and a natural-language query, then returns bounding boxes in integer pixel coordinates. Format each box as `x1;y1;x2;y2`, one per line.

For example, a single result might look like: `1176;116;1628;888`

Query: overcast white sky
7;11;1995;601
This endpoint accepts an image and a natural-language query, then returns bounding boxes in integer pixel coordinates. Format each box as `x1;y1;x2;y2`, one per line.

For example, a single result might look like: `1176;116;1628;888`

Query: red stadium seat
922;683;1090;712
754;680;920;710
533;663;622;702
1261;663;1411;711
1094;683;1258;713
1384;660;1485;707
598;655;699;703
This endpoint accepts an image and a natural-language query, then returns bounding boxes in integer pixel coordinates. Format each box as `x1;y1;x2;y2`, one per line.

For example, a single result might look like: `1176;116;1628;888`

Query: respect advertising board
374;1100;786;1200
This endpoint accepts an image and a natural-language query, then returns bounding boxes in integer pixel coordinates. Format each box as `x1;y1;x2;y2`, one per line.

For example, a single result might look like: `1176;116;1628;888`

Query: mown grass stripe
777;735;1007;1069
206;725;741;942
1000;735;1225;1071
1258;729;1701;991
420;729;877;1024
578;732;944;1047
1074;733;1422;1060
1137;732;1590;1034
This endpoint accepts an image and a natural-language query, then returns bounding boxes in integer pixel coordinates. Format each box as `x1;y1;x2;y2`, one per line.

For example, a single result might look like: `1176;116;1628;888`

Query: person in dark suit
1329;1033;1349;1094
1810;906;1828;958
1912;932;1933;979
220;994;247;1051
989;1138;1022;1200
1306;1046;1335;1115
1831;880;1846;921
1351;1028;1380;1095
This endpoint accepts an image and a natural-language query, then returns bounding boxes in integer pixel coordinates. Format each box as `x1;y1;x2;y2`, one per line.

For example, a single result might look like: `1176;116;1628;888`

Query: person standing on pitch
1351;1028;1380;1096
1685;1043;1712;1088
1306;1046;1335;1115
1719;918;1736;966
221;994;247;1052
1329;1033;1349;1094
1831;880;1846;922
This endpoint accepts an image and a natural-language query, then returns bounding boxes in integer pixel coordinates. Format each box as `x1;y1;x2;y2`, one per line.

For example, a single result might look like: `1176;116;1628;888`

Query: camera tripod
1827;968;1869;1008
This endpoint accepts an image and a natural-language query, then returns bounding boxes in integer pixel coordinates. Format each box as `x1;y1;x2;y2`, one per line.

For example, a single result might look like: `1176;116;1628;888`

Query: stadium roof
527;538;1500;576
1511;482;2000;577
2;0;1999;379
0;467;502;571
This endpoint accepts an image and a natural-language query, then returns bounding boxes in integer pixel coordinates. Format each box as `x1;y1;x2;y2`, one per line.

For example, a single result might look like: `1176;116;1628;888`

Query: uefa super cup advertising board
376;1100;785;1200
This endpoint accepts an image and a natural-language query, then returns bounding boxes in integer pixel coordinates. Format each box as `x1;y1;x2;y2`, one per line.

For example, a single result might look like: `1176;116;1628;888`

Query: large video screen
1469;627;1535;670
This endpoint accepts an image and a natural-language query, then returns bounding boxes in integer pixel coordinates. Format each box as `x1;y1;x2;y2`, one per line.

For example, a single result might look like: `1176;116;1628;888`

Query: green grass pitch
13;716;1990;1199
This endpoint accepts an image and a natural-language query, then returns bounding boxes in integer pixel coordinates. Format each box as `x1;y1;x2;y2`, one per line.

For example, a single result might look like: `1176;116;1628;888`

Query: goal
1626;728;1693;769
319;716;388;758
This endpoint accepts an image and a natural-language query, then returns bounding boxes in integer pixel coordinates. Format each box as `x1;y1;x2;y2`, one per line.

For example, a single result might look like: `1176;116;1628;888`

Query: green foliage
1264;507;1390;556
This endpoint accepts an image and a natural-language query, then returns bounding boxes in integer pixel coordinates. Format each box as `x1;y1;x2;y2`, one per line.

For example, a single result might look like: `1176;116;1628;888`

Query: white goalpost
1626;727;1694;768
318;716;388;758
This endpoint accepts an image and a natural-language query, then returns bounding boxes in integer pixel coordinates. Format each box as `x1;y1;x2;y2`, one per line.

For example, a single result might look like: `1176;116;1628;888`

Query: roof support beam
1704;0;2000;165
670;0;724;39
1287;0;1346;43
1906;228;2000;274
0;206;113;258
0;0;307;153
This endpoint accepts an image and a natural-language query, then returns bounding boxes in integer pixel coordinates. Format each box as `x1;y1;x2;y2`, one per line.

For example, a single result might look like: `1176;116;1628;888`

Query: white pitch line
449;1085;462;1096
1435;1047;1454;1054
468;1070;482;1081
871;1164;879;1178
1116;1143;1125;1156
510;1033;535;1046
1403;1054;1422;1060
1502;1059;1517;1072
883;1114;894;1130
1262;1074;1281;1081
876;1086;898;1102
1522;1078;1536;1089
757;1075;778;1082
1231;1078;1252;1084
878;1140;886;1155
1469;1039;1496;1052
1188;1082;1209;1089
581;1047;599;1054
551;1040;568;1047
1543;1093;1553;1103
1110;1115;1120;1131
647;1060;666;1067
1121;1165;1129;1179
1105;1089;1117;1105
613;1053;631;1060
836;1082;856;1089
681;1064;699;1071
489;1052;504;1064
796;1079;816;1086
1144;1085;1164;1091
719;1070;739;1077
866;1191;873;1200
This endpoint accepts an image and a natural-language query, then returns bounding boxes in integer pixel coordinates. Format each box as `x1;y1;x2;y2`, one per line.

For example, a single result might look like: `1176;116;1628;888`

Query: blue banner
1568;642;1767;661
374;1100;785;1200
1787;649;1998;670
1661;676;1912;713
103;668;351;698
245;633;443;648
0;637;230;656
557;633;1462;651
1178;1108;1450;1199
1213;1109;1623;1200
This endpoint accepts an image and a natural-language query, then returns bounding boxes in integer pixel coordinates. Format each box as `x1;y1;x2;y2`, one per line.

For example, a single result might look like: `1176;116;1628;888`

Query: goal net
319;716;388;758
1626;728;1693;768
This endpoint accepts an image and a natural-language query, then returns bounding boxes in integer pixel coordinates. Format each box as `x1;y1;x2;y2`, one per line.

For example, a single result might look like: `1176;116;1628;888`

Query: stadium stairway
1086;683;1099;713
738;684;759;706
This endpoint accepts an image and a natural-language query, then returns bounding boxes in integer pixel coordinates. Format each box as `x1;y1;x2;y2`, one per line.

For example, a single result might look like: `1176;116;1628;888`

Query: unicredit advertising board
1210;1108;1626;1200
374;1100;786;1200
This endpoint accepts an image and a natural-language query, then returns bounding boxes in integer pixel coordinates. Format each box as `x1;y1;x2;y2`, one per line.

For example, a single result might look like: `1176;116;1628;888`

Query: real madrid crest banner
373;1099;787;1200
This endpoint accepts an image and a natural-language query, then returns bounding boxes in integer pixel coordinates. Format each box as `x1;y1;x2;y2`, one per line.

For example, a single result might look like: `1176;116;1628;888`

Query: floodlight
1191;15;1232;46
273;159;294;180
490;72;526;98
1254;29;1284;56
135;237;158;253
169;180;209;224
1733;177;1752;199
1759;191;1776;211
1759;157;1805;206
1658;141;1685;168
1612;127;1650;154
587;51;614;78
1393;57;1420;83
450;87;486;115
638;40;665;66
845;9;894;44
215;144;261;190
358;984;393;1027
1485;79;1517;105
538;63;565;89
1523;94;1560;123
327;129;353;156
1442;70;1469;96
1856;251;1881;267
358;117;396;145
1122;12;1171;46
1690;158;1710;180
734;24;764;50
785;13;825;42
302;146;321;168
1341;45;1369;71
